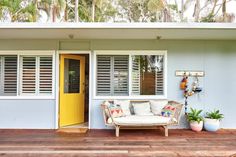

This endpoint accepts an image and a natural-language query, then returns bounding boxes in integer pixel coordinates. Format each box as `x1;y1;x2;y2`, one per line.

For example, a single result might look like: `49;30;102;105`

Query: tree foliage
0;0;37;22
0;0;235;22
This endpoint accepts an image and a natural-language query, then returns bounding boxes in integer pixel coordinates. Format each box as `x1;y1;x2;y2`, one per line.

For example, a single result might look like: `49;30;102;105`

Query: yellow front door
59;54;85;127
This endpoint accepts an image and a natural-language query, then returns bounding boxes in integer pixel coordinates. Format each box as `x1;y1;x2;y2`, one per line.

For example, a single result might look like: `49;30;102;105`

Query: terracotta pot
204;118;220;132
190;121;203;132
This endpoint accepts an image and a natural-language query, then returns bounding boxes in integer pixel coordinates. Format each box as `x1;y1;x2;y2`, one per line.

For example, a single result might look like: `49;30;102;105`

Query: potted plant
187;108;204;132
204;110;224;132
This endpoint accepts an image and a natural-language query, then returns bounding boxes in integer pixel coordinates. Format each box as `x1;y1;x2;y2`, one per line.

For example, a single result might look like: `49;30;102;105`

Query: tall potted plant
204;110;224;132
187;108;204;132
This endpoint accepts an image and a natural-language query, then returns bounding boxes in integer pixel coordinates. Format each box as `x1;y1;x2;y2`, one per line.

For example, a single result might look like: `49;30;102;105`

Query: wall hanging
176;70;204;114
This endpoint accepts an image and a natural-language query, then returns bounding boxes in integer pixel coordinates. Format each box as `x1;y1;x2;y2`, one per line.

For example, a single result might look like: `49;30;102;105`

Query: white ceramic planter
190;121;203;132
204;118;220;132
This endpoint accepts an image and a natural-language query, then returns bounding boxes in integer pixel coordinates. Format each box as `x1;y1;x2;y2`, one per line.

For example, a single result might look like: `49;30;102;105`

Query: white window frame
94;50;167;100
0;50;55;100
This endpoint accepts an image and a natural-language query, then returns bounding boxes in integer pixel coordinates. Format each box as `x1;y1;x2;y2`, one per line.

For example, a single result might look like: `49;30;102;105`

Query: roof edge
0;22;236;29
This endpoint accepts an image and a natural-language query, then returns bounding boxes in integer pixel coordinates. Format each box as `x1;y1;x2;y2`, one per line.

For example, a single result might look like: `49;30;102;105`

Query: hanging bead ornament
180;74;202;114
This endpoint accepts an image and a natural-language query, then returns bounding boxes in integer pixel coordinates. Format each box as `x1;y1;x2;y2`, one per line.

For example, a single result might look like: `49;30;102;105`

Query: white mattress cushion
114;100;131;116
113;115;171;125
132;102;153;116
150;100;168;115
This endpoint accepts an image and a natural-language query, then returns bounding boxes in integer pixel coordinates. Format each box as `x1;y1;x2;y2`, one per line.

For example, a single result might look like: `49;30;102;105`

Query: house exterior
0;23;236;129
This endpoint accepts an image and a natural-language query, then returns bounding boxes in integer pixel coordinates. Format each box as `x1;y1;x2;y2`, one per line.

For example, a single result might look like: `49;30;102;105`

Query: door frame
55;50;91;129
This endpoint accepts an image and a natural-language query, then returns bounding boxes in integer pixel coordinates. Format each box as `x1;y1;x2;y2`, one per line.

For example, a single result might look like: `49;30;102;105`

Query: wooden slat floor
0;129;236;157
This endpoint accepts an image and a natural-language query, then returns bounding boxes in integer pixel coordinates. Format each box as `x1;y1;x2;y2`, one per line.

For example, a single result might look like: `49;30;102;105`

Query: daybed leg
164;126;168;137
115;126;120;137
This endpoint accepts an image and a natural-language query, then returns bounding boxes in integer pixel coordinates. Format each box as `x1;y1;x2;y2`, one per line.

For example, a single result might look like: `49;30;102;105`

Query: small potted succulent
187;108;204;132
204;110;224;132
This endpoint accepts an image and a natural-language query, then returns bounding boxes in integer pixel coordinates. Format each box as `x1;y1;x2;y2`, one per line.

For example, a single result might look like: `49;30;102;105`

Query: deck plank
0;129;236;157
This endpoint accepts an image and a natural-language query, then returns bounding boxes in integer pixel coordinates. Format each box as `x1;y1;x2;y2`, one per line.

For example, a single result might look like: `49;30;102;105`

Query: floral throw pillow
161;104;176;117
108;105;124;118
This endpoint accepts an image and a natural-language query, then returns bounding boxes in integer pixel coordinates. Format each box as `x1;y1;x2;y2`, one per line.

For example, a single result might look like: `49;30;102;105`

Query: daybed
101;100;183;137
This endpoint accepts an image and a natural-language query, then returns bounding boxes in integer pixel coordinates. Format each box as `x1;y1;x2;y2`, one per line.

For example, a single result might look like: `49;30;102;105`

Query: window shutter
21;56;36;94
113;56;129;96
131;56;140;95
156;70;164;95
39;56;53;95
155;57;164;95
97;56;111;96
4;56;17;95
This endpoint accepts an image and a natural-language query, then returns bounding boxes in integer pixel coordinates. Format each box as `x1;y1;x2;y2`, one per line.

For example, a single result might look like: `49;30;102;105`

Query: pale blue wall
89;40;236;129
0;39;235;129
0;100;56;129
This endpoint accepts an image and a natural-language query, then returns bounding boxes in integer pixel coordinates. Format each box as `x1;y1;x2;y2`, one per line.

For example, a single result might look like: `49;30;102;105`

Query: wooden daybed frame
101;100;183;137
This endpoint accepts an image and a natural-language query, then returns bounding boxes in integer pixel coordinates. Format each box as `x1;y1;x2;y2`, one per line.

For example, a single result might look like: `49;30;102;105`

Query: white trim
93;52;97;99
57;50;91;129
0;50;54;55
93;50;168;100
52;51;56;101
59;51;91;54
0;96;55;100
95;50;167;55
55;51;59;129
36;57;40;95
0;22;236;29
128;55;132;96
88;52;92;130
94;95;167;100
0;50;55;99
164;51;168;98
17;54;20;96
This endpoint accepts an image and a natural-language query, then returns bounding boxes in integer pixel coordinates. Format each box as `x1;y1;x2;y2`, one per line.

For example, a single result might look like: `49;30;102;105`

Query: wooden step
57;123;88;133
57;127;88;134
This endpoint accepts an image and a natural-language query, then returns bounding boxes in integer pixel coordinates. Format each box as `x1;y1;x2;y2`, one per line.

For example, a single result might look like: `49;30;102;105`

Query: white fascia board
0;22;236;29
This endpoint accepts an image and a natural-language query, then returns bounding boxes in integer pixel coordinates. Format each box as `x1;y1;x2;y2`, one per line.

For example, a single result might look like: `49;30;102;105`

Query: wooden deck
0;129;236;157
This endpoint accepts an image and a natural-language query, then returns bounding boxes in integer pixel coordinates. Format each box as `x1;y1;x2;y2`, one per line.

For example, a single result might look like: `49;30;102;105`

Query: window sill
0;96;55;100
93;95;167;100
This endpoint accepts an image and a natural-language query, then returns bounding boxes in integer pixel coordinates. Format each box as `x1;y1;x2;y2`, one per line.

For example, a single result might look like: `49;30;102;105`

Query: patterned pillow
102;101;112;118
108;105;124;118
161;104;176;117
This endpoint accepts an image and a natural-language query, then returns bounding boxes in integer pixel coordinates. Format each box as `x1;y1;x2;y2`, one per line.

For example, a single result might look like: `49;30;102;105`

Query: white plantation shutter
97;56;112;96
21;56;36;94
39;57;53;94
97;55;129;96
20;56;53;96
0;56;17;96
113;56;129;96
155;70;164;95
4;56;17;95
0;53;53;97
131;56;140;95
155;56;164;95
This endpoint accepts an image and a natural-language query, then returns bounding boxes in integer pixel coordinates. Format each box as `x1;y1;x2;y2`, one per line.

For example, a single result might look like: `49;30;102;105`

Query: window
96;52;166;98
97;55;129;96
0;53;54;97
131;55;164;95
64;58;80;93
0;56;17;96
20;56;53;96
